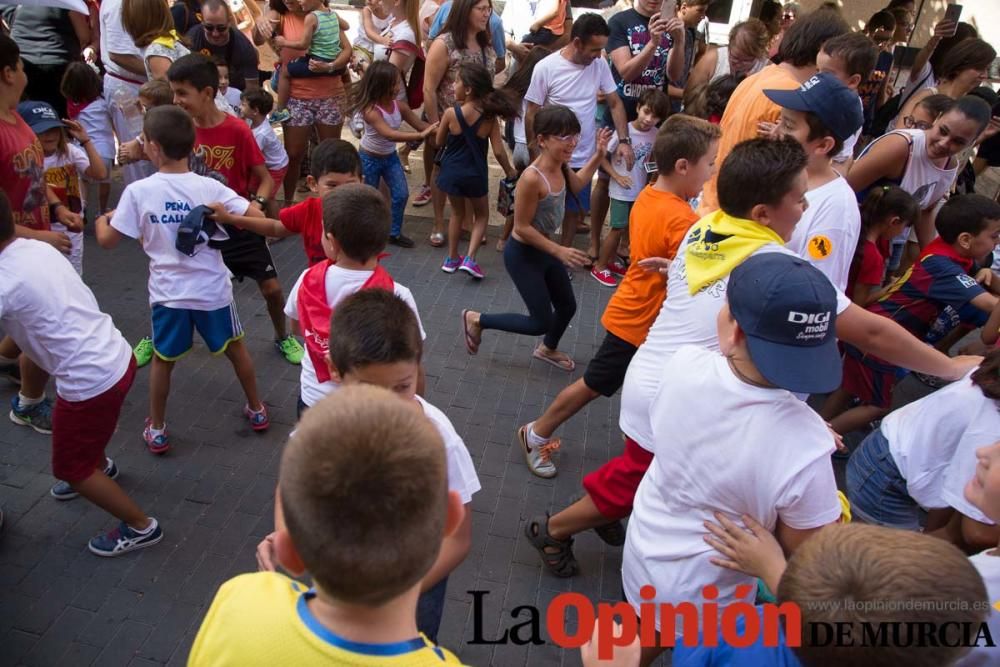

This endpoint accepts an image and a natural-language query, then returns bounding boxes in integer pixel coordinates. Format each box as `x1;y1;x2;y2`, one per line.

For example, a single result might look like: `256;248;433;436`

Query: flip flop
461;310;480;355
429;232;445;247
533;346;575;372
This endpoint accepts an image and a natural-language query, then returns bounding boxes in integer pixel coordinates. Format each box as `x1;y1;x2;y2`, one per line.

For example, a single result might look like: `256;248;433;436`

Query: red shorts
249;167;289;195
51;358;136;482
582;436;654;521
841;344;897;409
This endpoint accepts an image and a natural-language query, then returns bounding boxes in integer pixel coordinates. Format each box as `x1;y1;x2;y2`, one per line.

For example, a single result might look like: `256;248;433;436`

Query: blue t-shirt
673;607;802;667
428;1;507;58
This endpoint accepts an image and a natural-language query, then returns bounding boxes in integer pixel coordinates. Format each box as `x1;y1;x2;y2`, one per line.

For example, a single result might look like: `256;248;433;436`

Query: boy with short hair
239;87;289;220
0;190;162;556
816;31;879;172
190;384;466;665
95;105;270;454
164;54;304;367
254;289;478;642
685;521;989;666
591;88;671;287
227;139;362;266
764;72;865;291
823;194;1000;435
522;114;721;574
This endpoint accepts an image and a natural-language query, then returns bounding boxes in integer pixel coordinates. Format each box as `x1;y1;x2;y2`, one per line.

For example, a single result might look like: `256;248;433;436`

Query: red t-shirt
0;113;50;230
279;197;325;266
847;239;886;299
193;114;265;197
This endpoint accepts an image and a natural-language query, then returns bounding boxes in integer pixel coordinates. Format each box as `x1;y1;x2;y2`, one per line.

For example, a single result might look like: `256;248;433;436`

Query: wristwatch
250;194;268;207
618;136;632;145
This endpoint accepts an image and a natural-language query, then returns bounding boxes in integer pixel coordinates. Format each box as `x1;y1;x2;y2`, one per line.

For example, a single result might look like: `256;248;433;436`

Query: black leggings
480;237;577;350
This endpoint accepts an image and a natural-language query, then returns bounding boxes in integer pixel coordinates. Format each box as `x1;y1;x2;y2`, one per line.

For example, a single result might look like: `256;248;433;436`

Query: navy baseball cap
763;72;863;142
16;101;64;134
728;253;841;395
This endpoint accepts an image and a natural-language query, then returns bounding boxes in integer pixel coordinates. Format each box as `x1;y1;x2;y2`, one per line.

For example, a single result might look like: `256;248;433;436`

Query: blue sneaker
9;396;53;434
88;519;163;557
51;458;118;501
441;256;463;274
458;256;485;279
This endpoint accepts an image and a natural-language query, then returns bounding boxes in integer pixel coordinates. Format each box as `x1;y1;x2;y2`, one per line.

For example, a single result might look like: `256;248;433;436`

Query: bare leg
589;177;609;259
0;336;19;359
19;355;49;399
224;339;264;411
593;228;623;273
71;469;150;529
431;177;447;237
498;213;513;251
98;182;110;212
819;388;852;421
149;355;175;429
276;65;291;110
547;492;611;541
465;195;489;261
446;195;467;260
532;378;600;439
258;277;287;340
282;125;309;206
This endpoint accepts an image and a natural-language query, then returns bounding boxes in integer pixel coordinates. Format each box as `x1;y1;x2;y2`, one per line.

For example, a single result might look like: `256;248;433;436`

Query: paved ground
0;210;636;666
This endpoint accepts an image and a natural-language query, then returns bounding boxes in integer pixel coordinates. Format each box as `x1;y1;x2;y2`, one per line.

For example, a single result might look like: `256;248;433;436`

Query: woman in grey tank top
460;105;611;475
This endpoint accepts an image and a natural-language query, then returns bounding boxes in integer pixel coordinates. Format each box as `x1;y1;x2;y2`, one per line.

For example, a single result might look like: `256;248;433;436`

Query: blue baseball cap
763;72;863;142
728;253;841;395
17;101;65;134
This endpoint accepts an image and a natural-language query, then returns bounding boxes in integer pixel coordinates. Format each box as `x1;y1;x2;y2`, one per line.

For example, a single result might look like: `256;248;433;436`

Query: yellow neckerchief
151;30;182;50
837;491;852;523
684;209;785;295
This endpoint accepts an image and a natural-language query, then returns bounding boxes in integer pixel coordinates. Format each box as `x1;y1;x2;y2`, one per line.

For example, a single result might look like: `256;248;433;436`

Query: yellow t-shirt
698;64;800;215
188;572;464;666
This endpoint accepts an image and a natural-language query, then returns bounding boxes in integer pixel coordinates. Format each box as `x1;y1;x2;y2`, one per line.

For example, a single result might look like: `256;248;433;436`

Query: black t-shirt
171;2;202;36
3;6;79;66
185;25;259;90
606;8;675;121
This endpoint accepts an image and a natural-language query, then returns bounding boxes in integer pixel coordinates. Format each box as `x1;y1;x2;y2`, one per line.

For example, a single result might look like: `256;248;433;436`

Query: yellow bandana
152;30;182;50
684;210;785;295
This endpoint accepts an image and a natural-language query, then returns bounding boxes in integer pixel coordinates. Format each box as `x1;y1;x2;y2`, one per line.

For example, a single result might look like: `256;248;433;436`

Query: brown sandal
524;514;578;577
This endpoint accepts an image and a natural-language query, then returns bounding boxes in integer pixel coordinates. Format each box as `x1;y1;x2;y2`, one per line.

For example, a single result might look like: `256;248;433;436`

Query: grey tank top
526;165;565;236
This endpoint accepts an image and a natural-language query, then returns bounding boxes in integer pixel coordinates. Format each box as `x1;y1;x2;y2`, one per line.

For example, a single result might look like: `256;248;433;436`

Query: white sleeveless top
359;100;402;155
862;128;957;211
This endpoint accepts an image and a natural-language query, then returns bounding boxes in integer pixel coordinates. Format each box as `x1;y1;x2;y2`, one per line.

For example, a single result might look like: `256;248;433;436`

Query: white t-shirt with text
623;345;841;635
525;52;618;168
785;174;861;292
607;123;657;203
0;239;133;402
284;264;426;407
112;172;246;310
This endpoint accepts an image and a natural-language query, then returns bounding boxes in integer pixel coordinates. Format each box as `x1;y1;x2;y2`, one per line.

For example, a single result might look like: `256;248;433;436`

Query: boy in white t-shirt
590;88;670;288
95;106;270;455
265;184;425;417
624;253;843;663
0;191;162;557
764;72;865;292
256;288;477;642
240;88;290;220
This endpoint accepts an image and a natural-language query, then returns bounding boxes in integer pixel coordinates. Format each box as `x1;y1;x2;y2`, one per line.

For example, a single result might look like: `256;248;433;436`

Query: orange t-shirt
698;64;799;215
280;12;345;100
601;186;698;347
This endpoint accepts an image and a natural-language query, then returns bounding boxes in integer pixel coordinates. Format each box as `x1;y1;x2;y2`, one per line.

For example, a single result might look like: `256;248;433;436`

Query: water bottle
112;86;144;139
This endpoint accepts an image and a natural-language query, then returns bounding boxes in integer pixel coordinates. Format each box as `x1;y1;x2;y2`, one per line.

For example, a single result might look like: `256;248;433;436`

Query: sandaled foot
524;514;578;577
429;232;445;247
532;345;575;372
462;310;482;355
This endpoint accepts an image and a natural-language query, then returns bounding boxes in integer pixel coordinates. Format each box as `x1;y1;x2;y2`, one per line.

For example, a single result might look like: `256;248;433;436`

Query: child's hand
117;139;144;165
273;35;287;48
558;245;591;268
420;121;439;138
54;205;84;231
63;119;89;144
580;620;640;667
637;256;671;275
206;202;232;225
826;422;847;454
757;121;777;138
256;532;278;571
612;173;633;189
976;267;993;287
40;230;73;254
595;127;613;154
704;511;786;591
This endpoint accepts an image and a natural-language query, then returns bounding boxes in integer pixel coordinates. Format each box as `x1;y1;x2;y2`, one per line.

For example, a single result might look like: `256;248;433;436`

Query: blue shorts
566;172;592;214
846;426;925;530
151;302;244;361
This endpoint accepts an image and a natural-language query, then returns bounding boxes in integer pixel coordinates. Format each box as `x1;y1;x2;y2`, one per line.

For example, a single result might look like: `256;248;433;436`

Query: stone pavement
0;214;638;667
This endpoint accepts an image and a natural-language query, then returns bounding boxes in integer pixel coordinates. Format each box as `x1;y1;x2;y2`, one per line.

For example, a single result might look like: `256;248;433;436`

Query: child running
59;62;115;214
94;105;270;454
437;62;517;278
0;191;162;557
256;289;477;642
191;385;465;665
270;0;351;124
18;100;108;276
353;61;437;249
462;105;609;372
240;88;290;219
590;89;670;288
846;185;917;306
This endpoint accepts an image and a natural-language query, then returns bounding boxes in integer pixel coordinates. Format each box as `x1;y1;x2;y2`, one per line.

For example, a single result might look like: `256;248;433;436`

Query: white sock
148;423;166;435
527;423;549;448
17;392;44;408
131;517;157;534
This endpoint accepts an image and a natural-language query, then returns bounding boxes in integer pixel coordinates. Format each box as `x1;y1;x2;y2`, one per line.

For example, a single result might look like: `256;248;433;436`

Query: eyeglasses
202;23;229;33
556;134;580;144
902;115;933;131
473;4;493;13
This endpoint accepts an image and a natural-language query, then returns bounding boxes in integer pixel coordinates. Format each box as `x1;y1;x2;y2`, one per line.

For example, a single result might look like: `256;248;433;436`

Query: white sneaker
518;424;560;478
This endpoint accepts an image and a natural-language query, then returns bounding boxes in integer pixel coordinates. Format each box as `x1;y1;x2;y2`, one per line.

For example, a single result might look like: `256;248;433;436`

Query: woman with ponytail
437;61;517;278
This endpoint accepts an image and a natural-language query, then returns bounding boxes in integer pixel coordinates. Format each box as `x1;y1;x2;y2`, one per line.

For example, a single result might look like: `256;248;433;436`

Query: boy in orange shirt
519;115;721;575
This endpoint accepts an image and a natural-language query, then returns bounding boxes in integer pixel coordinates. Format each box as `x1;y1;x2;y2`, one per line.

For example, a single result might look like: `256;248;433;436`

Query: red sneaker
608;258;628;276
590;268;617;287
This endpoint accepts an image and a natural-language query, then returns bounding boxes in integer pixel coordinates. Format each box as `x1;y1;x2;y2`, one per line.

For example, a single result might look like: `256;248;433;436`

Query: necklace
726;356;773;389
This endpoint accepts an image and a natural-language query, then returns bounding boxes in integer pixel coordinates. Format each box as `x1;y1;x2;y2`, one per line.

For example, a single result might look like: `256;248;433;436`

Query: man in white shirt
524;13;635;252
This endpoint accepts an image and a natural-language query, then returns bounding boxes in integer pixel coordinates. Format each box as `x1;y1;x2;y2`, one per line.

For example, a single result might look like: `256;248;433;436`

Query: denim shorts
846;427;925;530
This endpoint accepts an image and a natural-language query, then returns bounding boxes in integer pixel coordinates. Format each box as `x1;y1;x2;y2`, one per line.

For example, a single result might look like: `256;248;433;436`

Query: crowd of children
3;0;1000;663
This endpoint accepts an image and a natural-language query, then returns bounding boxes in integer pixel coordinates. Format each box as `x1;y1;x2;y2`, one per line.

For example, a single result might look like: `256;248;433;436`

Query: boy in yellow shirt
187;384;466;665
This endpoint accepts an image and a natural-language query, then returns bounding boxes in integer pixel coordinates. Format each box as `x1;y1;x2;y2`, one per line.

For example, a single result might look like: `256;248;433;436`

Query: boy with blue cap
623;252;844;665
764;71;865;292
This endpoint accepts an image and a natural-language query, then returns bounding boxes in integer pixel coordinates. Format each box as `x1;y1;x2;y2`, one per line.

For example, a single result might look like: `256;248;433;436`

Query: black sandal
524;514;578;578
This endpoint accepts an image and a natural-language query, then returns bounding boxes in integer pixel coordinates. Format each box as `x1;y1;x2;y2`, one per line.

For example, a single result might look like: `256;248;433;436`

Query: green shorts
610;198;634;230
